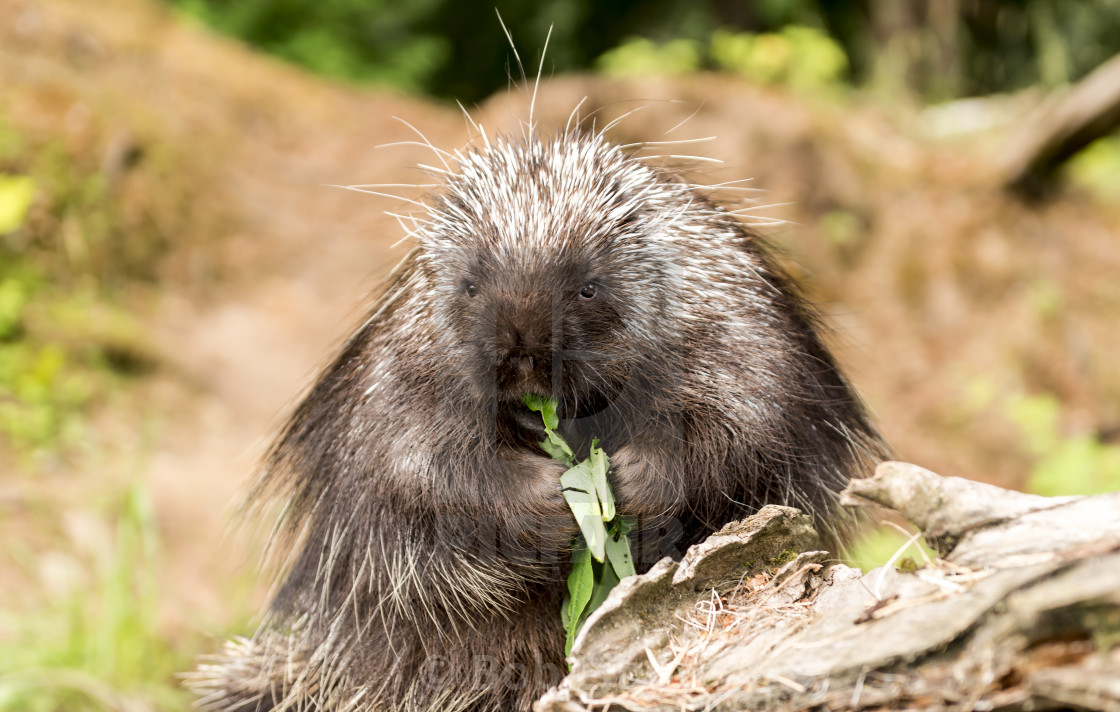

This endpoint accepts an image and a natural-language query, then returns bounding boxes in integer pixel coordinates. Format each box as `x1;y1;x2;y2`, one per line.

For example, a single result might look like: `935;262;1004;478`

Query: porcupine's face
422;133;678;431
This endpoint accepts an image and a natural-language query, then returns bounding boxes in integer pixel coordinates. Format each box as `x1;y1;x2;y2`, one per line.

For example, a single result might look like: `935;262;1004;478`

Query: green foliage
164;0;718;102
0;174;35;234
1;268;92;458
523;392;572;462
1069;135;1120;199
161;0;1120;103
1019;0;1120;91
963;377;1120;497
559;458;607;559
596;26;847;90
1007;392;1120;496
171;0;450;92
0;119;158;463
845;527;936;573
0;485;190;712
523;395;635;656
596;37;701;77
711;26;847;90
0;251;152;463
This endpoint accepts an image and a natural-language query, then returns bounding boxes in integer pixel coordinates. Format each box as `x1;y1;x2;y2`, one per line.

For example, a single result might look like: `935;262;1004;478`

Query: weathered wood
537;462;1120;712
1004;51;1120;198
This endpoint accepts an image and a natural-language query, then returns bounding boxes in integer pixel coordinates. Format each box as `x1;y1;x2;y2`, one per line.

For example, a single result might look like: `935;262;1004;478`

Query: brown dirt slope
1;0;466;622
2;0;1119;642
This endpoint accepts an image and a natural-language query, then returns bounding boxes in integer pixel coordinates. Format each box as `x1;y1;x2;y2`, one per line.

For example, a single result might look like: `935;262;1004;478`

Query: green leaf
564;544;595;656
567;556;623;657
588;438;614;521
585;558;620;620
605;521;636;579
523;392;559;430
539;435;573;463
524;393;574;464
561;461;607;561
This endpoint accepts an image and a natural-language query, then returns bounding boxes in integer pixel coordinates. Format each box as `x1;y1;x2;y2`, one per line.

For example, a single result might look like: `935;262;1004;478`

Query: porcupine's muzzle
493;294;554;401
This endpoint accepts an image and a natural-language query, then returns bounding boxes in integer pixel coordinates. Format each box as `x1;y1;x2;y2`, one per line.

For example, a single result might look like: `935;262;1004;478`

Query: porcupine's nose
495;326;548;372
494;296;551;377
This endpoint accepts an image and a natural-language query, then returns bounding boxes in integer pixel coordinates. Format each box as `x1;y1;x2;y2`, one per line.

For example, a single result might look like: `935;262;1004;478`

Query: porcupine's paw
608;441;685;517
498;451;577;556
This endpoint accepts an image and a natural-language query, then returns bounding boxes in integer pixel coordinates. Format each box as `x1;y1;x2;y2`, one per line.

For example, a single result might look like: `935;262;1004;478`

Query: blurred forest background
3;0;1120;709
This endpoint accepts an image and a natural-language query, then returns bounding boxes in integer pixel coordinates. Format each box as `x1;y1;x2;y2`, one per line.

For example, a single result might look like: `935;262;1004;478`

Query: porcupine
191;112;887;712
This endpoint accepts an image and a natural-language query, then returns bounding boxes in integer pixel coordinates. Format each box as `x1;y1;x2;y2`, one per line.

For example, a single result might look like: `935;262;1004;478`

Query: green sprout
523;395;636;656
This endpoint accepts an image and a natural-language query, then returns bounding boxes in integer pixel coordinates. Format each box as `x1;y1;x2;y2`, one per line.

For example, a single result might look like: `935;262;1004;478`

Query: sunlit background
3;0;1120;709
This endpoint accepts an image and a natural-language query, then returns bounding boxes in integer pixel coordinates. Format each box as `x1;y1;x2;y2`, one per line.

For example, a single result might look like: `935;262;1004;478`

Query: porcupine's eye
465;282;478;298
579;283;597;300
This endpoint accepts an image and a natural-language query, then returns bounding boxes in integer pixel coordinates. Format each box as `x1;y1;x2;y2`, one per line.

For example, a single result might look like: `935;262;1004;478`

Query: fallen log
1004;51;1120;199
537;462;1120;711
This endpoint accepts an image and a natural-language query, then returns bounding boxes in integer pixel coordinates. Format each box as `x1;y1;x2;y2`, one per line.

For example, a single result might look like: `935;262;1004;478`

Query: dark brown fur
191;130;887;711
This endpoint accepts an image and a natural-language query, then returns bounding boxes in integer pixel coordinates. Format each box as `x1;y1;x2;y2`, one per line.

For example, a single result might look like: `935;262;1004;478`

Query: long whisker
392;117;452;171
327;185;429;210
456;100;484;140
529;24;554;131
496;9;526;87
664;102;704;135
620;136;717;150
565;96;589;133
